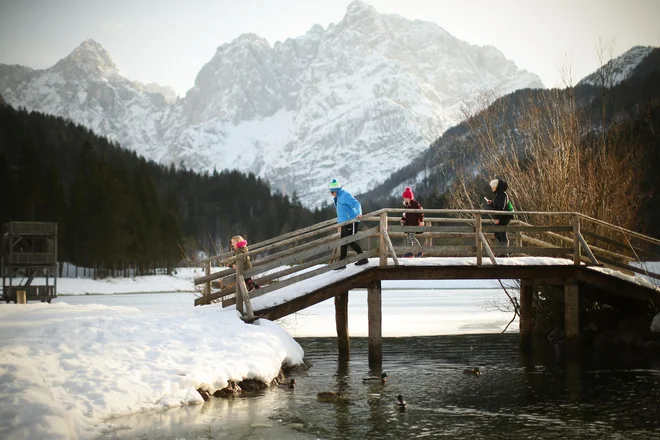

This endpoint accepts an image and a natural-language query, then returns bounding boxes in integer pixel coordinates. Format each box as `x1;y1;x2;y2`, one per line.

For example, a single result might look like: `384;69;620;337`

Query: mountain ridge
0;1;543;207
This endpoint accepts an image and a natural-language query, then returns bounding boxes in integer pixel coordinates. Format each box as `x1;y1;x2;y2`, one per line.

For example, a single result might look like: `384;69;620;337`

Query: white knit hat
489;179;499;189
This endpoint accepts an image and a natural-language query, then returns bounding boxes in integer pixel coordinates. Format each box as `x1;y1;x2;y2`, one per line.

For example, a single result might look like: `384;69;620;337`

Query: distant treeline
0;105;333;272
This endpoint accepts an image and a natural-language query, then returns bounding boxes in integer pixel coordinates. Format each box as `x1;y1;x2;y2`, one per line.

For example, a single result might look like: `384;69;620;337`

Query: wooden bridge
193;209;660;365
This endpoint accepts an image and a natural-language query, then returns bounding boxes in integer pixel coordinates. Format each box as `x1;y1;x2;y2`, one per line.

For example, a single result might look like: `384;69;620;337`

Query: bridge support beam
564;284;580;339
335;292;350;359
368;280;382;366
519;279;533;349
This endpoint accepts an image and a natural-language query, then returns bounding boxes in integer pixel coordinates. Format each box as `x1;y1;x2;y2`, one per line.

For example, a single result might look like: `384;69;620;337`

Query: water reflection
102;334;660;439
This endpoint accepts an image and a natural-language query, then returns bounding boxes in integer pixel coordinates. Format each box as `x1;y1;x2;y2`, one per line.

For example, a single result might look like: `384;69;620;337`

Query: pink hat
402;187;414;199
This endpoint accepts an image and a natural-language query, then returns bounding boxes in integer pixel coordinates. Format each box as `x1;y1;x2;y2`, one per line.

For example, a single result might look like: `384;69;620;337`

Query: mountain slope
578;45;654;87
0;1;543;207
362;46;660;236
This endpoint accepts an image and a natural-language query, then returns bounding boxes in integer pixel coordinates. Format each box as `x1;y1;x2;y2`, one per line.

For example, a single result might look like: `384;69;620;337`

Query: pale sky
0;0;659;95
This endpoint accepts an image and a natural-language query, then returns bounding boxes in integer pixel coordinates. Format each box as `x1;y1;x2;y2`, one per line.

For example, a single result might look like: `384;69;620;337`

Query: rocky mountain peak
341;0;384;32
0;2;546;207
345;0;377;17
56;38;118;76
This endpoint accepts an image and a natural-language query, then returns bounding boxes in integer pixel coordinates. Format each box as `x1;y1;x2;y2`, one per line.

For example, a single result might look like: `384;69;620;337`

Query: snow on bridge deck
249;256;659;312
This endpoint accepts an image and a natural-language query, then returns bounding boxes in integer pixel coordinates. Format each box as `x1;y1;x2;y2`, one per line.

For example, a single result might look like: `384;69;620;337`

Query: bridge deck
248;257;659;321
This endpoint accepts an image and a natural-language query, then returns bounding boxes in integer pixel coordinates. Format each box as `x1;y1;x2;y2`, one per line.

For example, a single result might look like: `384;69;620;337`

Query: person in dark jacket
329;179;369;269
485;179;512;249
400;187;424;257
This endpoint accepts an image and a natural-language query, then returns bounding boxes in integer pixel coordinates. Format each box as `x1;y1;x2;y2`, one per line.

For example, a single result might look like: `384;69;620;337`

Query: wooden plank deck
248;263;660;322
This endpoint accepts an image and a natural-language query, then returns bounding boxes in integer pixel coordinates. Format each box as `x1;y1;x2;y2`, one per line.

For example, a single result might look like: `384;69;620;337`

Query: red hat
402;187;414;199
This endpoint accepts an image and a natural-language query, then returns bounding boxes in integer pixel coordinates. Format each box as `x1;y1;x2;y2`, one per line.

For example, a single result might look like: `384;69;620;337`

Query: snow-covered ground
9;267;203;295
0;303;303;440
2;258;658;439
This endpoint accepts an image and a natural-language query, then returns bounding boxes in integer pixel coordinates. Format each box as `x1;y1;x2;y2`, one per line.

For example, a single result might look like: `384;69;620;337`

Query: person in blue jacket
329;179;369;269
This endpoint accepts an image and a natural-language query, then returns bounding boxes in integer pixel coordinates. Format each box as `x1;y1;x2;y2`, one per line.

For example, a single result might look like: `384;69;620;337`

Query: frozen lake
53;284;517;337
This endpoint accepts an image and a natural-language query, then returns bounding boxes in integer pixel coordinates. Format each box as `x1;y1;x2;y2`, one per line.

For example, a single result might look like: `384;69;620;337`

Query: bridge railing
193;208;660;313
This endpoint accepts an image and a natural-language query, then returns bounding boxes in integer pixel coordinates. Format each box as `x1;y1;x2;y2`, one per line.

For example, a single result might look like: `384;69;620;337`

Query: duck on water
362;372;388;384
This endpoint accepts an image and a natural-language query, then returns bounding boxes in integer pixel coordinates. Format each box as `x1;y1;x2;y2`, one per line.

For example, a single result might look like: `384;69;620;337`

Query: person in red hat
400;187;424;257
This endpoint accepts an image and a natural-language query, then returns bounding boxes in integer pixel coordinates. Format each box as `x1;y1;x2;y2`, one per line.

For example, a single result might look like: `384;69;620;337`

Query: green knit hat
328;179;342;192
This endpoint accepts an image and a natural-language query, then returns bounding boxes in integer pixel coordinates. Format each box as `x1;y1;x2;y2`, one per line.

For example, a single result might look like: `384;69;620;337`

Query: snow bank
652;313;660;332
0;302;303;440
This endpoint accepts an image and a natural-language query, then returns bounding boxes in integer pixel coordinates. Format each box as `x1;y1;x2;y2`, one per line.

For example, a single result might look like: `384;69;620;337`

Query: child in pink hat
400;187;424;257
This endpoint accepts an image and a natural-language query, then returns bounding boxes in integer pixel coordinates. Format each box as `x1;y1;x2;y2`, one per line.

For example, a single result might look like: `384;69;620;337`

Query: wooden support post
564;284;579;339
519;279;533;349
335;292;350;359
572;214;581;265
367;280;382;366
235;256;244;315
17;290;26;304
475;214;482;266
204;261;211;298
379;212;388;266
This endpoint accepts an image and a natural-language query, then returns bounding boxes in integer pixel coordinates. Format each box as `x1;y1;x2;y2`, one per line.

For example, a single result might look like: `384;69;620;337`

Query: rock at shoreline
197;388;212;401
282;358;312;376
203;360;310;399
213;380;242;398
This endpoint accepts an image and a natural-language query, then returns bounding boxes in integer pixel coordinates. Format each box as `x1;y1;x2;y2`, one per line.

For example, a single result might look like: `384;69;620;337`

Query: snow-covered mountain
0;39;169;159
578;46;654;87
0;1;543;206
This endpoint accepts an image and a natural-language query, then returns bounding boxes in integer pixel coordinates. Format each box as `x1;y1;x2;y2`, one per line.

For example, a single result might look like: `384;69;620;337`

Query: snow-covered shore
13;267;204;296
3;259;659;439
0;303;304;440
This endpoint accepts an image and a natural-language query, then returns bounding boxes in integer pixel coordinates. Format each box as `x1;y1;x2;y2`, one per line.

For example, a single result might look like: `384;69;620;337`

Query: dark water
104;334;660;439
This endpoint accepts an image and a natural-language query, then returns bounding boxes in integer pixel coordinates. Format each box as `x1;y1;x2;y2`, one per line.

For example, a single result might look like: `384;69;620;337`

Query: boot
498;240;509;257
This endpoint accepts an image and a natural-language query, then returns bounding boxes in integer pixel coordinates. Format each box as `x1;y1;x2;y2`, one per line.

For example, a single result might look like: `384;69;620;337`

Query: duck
362;372;388;384
463;368;481;377
213;380;242;398
317;391;345;402
396;394;406;410
279;378;296;389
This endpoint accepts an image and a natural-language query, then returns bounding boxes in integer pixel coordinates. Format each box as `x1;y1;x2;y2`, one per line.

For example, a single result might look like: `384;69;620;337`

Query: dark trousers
494;231;508;245
494;216;510;245
340;222;363;260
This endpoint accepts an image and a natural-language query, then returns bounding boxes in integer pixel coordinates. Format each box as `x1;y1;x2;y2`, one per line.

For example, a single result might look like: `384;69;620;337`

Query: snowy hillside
0;1;543;206
578;46;654;87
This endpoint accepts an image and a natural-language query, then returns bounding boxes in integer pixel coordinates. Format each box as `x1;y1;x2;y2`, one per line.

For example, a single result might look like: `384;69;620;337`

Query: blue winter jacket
333;188;362;223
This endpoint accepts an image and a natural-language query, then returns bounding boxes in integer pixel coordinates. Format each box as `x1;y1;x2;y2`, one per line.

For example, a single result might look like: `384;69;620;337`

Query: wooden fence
193;208;660;317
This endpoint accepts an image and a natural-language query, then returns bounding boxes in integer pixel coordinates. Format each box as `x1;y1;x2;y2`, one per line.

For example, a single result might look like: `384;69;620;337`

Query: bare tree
448;87;644;234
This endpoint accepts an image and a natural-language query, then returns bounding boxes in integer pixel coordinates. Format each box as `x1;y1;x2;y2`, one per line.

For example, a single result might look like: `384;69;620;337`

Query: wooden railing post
17;290;26;304
572;214;581;265
379;212;388;266
426;220;433;247
204;261;211;298
475;214;482;266
237;275;255;320
235;256;244;314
